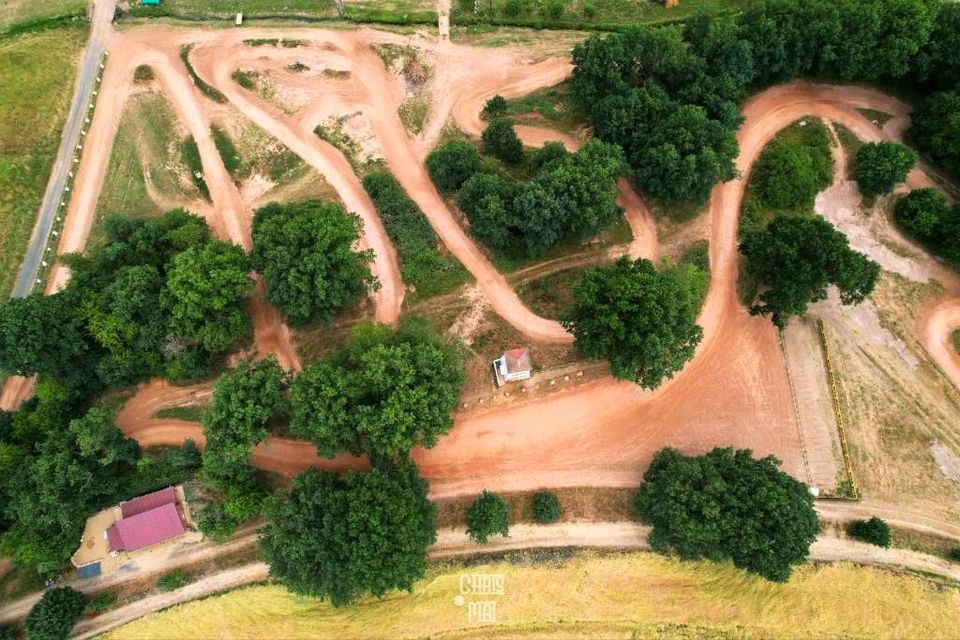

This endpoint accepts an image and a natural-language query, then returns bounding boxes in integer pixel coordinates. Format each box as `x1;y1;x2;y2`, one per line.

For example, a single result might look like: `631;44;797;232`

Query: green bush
25;587;85;640
531;491;561;524
482;118;525;163
948;547;960;562
83;591;116;615
181;136;210;201
179;44;227;104
529;141;568;172
751;123;832;211
134;65;154;82
425;140;482;193
362;171;468;296
854;142;917;197
156;569;191;592
466;490;510;544
211;125;242;179
196;501;238;542
482;95;509;119
894;188;948;244
848;517;891;547
0;623;16;640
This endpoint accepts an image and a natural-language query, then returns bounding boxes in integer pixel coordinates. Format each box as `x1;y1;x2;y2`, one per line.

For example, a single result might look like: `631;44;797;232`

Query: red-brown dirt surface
4;24;959;502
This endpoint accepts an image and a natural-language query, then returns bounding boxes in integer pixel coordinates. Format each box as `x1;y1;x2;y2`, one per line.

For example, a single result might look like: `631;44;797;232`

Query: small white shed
493;348;532;387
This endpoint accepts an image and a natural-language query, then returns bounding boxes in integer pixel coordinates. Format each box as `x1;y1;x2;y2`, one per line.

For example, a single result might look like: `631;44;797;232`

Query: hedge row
179;44;227;104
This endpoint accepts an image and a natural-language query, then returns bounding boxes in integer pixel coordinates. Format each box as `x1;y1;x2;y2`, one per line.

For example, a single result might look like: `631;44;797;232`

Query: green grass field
452;0;757;27
91;91;199;246
0;0;85;32
106;551;960;640
0;25;87;296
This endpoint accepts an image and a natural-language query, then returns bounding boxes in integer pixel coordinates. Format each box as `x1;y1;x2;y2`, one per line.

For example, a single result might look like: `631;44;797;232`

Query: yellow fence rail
817;318;859;500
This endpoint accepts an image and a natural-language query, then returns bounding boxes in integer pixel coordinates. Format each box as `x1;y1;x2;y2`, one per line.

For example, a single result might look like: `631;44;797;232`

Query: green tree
914;2;960;91
290;319;464;460
752;128;833;211
425;140;482;193
529;141;569;172
894;188;949;244
482;94;508;119
854;141;917;197
634;447;820;582
457;172;519;253
466;490;509;544
531;491;561;524
25;587;86;640
260;461;436;606
482;118;524;164
848;517;891;547
741;216;880;328
202;357;289;487
252;200;377;326
162;240;254;354
561;257;708;389
910;90;960;178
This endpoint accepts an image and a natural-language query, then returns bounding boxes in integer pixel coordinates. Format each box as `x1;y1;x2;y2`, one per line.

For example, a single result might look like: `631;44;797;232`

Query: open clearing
0;25;87;296
103;551;960;640
0;0;85;31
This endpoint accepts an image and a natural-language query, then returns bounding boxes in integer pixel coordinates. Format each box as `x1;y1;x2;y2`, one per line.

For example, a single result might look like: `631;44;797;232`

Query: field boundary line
778;328;813;486
817;318;859;501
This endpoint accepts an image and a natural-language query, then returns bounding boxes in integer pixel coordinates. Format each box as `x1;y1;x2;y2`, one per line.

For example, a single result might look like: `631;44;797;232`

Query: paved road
10;0;115;297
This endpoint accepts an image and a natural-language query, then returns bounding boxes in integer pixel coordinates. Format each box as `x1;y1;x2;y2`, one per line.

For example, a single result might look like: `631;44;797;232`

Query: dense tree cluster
854;142;917;197
481;118;525;163
290;318;464;461
457;140;625;257
634;447;820;582
252;200;377;326
0;210;252;391
570;0;939;203
740;216;880;328
894;188;960;263
910;90;960;178
261;460;436;606
561;257;708;389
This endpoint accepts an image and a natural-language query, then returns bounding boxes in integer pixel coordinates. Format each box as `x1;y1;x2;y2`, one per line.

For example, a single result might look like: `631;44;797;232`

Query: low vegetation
181;136;210;200
362;171;469;297
156;570;191;592
562;257;708;389
635;447;820;582
211;125;242;181
179;44;227;104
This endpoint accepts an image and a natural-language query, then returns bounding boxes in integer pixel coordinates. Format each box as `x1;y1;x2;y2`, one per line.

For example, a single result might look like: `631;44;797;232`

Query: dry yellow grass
106;551;960;640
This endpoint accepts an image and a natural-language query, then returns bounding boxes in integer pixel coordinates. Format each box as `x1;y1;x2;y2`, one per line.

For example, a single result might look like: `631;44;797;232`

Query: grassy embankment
0;24;87;297
0;0;84;33
105;550;960;640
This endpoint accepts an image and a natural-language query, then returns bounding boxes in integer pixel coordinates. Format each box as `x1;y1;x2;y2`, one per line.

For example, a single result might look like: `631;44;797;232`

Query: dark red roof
120;487;176;518
107;503;185;552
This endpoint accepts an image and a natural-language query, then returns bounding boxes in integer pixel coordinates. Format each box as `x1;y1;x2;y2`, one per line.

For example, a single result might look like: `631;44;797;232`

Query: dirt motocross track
5;23;960;498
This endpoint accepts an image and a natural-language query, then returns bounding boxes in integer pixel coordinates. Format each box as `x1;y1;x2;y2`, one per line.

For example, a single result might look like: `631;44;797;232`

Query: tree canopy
466;490;510;544
290;318;464;460
910;90;960;178
751;123;834;211
634;447;820;582
163;240;254;354
425;139;482;193
561;257;708;389
894;188;960;264
260;461;436;606
25;586;86;640
252;200;377;326
740;216;880;328
481;118;525;164
201;357;289;487
854;142;917;197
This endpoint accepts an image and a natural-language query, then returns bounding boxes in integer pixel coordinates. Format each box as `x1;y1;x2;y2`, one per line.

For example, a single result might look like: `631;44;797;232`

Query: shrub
25;587;85;640
0;624;16;640
466;490;510;544
425;140;482;193
531;491;561;524
482;118;525;164
196;501;238;542
948;547;960;562
156;569;191;592
134;65;154;82
363;171;468;296
529;141;568;172
83;591;116;615
482;95;508;119
848;517;891;547
854;142;917;197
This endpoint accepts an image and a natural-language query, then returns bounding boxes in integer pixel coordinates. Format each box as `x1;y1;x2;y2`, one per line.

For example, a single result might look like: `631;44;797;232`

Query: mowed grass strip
106;551;960;640
0;25;87;296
